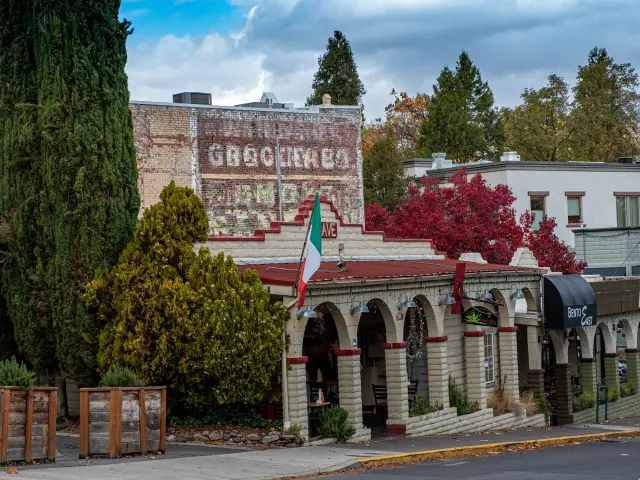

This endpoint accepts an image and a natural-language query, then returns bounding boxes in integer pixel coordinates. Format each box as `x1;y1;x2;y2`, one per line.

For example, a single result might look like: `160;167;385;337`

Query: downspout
282;297;298;430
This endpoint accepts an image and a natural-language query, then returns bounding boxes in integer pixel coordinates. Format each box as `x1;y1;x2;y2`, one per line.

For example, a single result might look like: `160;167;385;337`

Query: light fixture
510;285;525;300
397;297;417;310
438;293;455;306
297;306;318;320
350;301;369;315
541;334;549;346
479;290;494;302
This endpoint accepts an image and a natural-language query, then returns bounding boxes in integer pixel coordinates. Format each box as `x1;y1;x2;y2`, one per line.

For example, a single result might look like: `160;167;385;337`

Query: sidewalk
2;422;640;480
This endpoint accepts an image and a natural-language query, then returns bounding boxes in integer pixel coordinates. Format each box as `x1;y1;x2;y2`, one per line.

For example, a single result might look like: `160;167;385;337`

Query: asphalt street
319;438;640;480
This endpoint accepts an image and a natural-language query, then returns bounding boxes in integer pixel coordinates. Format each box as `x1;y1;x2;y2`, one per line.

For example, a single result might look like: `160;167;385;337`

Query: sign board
321;222;337;238
462;307;498;328
543;275;597;330
566;304;596;327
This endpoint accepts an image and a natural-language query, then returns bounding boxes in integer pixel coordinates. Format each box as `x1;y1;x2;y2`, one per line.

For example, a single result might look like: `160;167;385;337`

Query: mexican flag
298;193;322;308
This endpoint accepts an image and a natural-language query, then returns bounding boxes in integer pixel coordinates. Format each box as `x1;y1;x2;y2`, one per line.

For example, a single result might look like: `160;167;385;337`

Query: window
616;196;640;228
484;333;495;385
567;196;583;224
530;196;546;230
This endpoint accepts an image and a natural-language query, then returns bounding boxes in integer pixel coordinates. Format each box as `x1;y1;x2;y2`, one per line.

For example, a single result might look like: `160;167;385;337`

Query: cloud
126;0;640;119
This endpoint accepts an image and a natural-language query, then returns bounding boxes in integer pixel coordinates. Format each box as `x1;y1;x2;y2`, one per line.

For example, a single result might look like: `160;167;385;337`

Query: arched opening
358;299;392;429
403;299;428;399
567;328;582;393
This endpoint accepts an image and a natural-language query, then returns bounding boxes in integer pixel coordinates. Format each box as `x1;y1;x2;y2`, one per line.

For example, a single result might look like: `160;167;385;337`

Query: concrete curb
354;430;640;468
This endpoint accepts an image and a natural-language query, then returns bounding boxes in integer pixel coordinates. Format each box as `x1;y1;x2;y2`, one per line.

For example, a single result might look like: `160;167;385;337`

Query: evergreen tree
417;51;503;163
363;136;411;210
502;75;571;161
0;1;139;384
306;31;366;107
568;47;640;162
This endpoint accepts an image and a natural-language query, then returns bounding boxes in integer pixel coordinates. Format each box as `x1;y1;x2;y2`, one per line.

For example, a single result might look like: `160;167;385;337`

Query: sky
123;0;640;120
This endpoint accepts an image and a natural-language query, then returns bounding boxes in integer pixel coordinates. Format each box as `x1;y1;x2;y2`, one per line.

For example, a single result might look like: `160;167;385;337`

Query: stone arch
548;330;569;364
364;298;398;343
490;288;512;327
521;287;539;313
597;322;616;354
576;325;597;359
315;301;351;348
414;295;441;337
621;318;638;350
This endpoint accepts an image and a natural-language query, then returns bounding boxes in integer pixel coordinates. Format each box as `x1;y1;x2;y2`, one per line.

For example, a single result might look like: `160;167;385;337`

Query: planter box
0;387;57;464
79;387;166;459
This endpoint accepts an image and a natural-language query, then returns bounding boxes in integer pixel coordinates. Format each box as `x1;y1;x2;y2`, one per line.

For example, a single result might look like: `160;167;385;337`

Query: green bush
0;357;35;388
410;394;442;417
169;406;282;430
573;392;596;412
621;383;637;398
319;406;355;443
449;375;471;416
84;183;286;409
534;394;551;424
598;388;619;404
101;366;140;387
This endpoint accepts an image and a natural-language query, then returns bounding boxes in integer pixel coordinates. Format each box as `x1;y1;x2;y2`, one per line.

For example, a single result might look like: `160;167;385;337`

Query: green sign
462;307;498;328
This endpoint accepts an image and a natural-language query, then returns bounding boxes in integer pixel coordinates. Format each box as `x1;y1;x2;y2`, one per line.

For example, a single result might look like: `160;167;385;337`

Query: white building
404;153;640;248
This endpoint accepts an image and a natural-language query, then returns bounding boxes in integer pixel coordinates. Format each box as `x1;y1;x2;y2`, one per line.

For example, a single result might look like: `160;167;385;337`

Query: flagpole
292;192;319;297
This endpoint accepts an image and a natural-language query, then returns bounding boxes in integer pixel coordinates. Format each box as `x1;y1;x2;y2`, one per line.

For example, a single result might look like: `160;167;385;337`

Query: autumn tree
417;51;503;163
501;75;571;161
306;31;366;107
363;136;412;209
568;47;640;162
384;89;430;156
85;183;286;408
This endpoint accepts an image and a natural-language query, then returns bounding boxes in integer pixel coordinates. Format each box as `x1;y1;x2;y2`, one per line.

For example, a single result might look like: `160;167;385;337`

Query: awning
543;275;597;329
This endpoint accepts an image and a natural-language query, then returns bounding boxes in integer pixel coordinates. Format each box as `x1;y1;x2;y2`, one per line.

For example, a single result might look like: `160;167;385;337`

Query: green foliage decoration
0;357;35;388
409;394;441;417
100;366;140;388
84;183;286;409
572;392;596;412
319;406;355;443
621;383;637;398
448;375;471;416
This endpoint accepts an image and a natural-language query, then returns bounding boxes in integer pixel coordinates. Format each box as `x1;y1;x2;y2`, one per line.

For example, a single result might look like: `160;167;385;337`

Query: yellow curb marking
357;430;640;467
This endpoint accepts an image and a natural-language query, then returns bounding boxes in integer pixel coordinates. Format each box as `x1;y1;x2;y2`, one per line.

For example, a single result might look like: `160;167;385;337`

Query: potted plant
79;367;166;459
0;358;57;464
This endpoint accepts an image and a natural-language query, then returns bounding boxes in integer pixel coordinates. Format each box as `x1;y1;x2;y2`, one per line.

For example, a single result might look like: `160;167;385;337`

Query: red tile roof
238;259;538;287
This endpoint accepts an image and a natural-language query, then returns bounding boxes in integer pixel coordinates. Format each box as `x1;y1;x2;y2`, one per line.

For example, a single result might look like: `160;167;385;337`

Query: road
319;438;640;479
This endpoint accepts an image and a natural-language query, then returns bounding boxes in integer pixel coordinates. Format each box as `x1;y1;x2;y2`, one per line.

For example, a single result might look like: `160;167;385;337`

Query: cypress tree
306;31;366;107
32;0;140;383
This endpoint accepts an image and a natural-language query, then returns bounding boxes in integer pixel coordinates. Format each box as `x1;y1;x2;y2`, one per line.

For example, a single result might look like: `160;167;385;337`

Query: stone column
384;342;409;435
526;325;544;396
580;358;597;397
498;327;519;404
554;364;573;425
425;336;449;408
604;354;621;393
286;357;310;439
464;331;487;410
625;349;640;389
336;349;371;442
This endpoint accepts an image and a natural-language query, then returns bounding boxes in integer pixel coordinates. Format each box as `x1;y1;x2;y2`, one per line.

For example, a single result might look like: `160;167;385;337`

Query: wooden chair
372;384;388;422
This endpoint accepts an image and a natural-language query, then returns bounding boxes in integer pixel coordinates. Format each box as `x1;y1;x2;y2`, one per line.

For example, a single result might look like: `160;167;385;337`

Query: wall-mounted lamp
297;306;318;320
397;297;417;310
479;290;494;302
510;285;525;300
350;301;369;315
438;292;455;306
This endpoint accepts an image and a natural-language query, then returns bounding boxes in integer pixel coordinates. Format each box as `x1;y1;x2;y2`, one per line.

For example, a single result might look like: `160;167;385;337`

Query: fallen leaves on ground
5;468;18;475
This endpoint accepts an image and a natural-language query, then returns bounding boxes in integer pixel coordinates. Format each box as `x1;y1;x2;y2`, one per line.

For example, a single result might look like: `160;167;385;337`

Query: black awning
543;275;597;329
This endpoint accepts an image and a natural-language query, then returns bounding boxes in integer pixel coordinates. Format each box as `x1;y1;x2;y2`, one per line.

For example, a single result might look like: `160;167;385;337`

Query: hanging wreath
406;306;425;362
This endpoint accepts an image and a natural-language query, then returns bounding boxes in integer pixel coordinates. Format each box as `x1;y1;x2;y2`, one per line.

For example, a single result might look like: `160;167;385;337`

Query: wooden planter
79;387;166;459
0;387;57;464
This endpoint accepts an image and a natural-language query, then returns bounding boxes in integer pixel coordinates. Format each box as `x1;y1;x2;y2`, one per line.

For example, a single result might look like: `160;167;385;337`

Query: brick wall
131;102;363;237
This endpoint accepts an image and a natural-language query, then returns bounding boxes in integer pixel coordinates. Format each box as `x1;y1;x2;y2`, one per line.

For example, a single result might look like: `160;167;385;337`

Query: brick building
131;94;363;237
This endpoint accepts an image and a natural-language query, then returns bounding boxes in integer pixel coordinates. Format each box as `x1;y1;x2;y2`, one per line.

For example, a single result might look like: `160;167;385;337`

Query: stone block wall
573;393;640;424
130;102;363;237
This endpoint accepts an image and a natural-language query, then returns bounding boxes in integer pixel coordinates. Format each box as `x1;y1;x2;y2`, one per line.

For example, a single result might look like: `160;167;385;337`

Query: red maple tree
365;169;586;274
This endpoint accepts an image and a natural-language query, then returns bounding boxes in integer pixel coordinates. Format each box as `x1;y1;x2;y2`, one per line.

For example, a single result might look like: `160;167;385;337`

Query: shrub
449;375;471;416
488;376;513;416
169;406;282;430
598;388;619;404
0;357;35;388
534;394;551;424
319;406;355;443
573;392;596;412
518;391;536;416
100;366;140;387
621;383;637;398
409;394;441;417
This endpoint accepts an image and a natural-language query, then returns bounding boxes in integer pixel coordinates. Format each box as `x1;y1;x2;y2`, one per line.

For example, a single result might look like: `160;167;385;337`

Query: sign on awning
543;275;597;329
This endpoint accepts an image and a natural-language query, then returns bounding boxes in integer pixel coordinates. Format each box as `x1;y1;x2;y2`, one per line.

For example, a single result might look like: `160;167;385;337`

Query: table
308;402;331;438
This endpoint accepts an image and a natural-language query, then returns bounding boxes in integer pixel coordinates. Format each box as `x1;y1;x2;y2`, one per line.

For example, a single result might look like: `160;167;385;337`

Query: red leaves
365;169;586;274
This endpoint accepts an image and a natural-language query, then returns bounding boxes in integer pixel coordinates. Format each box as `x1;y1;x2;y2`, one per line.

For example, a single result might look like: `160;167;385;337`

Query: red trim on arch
383;342;408;349
498;326;519;333
334;349;362;356
386;424;407;435
464;331;485;337
425;336;448;343
286;356;308;364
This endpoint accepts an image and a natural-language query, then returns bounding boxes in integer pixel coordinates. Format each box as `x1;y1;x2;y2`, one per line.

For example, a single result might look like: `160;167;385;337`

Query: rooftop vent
173;92;212;105
322;94;332;105
617;156;634;164
500;151;521;162
431;152;453;169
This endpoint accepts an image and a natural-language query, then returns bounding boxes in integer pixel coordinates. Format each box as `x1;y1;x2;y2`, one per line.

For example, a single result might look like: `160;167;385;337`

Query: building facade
405;154;640;249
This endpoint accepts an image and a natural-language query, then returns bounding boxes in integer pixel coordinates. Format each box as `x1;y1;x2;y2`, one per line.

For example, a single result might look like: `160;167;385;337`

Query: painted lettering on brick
321;222;337;238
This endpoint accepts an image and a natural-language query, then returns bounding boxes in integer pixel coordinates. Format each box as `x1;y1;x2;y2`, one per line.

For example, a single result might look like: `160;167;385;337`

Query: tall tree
384;89;430;156
306;31;366;107
0;1;140;384
417;51;502;163
363;136;411;210
568;47;640;162
501;75;571;161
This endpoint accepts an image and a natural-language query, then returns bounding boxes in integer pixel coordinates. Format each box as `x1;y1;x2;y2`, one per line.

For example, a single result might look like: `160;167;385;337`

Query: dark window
567;197;582;224
530;196;545;231
583;267;626;277
616;196;640;228
632;265;640;276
